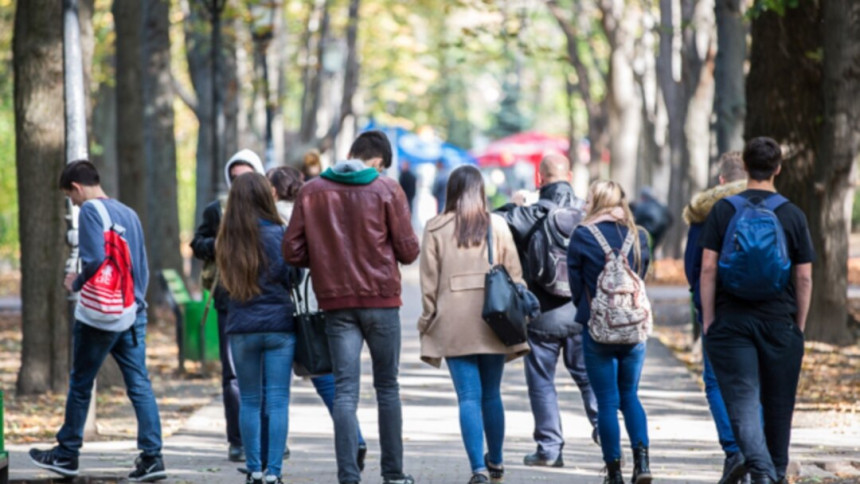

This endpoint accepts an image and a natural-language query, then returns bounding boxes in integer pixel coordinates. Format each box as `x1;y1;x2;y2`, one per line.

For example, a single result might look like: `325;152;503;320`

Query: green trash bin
183;290;220;362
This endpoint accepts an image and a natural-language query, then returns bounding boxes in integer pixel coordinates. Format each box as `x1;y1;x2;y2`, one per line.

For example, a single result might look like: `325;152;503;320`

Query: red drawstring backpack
74;199;137;330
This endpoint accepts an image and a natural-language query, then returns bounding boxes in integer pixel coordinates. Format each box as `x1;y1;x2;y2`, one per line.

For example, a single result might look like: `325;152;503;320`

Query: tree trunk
142;0;182;307
806;0;859;344
713;0;745;157
92;82;119;198
14;0;69;395
114;0;147;221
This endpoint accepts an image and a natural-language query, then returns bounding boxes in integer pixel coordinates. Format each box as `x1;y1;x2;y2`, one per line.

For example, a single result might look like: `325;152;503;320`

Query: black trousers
217;309;242;447
704;313;804;482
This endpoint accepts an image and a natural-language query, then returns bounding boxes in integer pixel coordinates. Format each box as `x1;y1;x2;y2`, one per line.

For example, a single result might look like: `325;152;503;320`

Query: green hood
321;159;379;185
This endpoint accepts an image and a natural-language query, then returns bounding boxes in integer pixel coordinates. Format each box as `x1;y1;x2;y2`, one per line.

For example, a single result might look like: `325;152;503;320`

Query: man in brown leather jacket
283;130;420;484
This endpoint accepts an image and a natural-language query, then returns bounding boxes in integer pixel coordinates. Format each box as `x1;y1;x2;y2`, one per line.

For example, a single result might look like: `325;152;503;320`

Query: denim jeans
56;314;162;459
702;341;740;455
446;354;506;473
231;332;296;477
705;314;804;482
311;374;366;447
524;332;598;459
325;308;405;484
217;309;242;447
583;332;649;464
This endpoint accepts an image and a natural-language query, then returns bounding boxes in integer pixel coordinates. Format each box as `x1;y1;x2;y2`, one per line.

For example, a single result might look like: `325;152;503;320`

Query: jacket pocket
449;272;485;292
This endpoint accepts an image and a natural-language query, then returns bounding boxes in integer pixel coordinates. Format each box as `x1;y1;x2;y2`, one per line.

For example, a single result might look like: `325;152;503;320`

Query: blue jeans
524;332;598;459
583;332;649;463
56;315;162;458
446;354;506;474
311;374;366;447
705;314;804;482
325;308;405;484
231;332;296;477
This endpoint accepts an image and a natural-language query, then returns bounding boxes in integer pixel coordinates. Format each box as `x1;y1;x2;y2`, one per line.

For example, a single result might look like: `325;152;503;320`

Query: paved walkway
8;268;860;483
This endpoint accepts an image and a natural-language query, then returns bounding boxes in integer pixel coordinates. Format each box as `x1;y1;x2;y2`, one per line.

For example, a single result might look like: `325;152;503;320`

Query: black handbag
481;221;529;346
292;275;332;375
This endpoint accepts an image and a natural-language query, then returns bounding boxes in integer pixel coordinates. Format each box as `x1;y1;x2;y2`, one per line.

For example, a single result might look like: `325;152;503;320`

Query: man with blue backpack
699;137;814;484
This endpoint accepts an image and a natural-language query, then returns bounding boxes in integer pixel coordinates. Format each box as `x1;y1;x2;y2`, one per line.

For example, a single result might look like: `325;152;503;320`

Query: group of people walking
29;130;812;484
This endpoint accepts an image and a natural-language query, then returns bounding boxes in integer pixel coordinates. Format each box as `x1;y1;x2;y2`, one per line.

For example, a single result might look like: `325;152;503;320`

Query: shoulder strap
486;217;494;266
88;199;112;233
763;193;789;212
523;202;553;242
724;194;747;212
585;224;614;256
620;228;637;257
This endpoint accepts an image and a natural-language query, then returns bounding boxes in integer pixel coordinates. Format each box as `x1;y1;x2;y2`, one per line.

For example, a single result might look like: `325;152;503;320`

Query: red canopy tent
474;132;570;186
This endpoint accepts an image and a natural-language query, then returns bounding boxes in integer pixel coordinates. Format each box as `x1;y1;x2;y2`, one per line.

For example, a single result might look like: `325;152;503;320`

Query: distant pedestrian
631;187;671;250
432;160;449;213
496;153;599;467
683;151;750;484
266;165;369;471
398;161;417;213
301;150;323;180
191;149;266;463
418;165;530;484
30;161;166;482
283;130;420;484
567;180;653;484
217;173;299;484
699;137;814;484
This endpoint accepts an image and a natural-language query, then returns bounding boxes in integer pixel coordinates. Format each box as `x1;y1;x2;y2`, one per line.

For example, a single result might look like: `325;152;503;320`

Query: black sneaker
128;455;167;482
523;451;563;468
29;447;79;478
383;474;415;484
484;453;504;483
469;473;490;484
719;452;747;484
357;444;368;472
229;444;246;462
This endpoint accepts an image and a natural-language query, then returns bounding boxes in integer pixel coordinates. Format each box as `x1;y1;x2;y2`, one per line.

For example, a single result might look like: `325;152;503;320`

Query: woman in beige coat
418;165;529;484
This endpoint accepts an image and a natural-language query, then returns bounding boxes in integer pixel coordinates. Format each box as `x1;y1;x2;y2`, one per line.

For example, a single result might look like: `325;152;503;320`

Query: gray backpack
585;225;652;345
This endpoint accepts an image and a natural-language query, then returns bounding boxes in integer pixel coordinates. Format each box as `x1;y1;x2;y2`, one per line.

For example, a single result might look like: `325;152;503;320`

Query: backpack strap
724;194;747;213
88;199;113;233
486;218;495;266
585;224;614;256
763;193;789;212
620;228;637;257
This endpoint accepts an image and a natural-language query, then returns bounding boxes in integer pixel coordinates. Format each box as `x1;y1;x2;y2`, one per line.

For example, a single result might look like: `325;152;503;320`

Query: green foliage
0;0;18;264
748;0;800;18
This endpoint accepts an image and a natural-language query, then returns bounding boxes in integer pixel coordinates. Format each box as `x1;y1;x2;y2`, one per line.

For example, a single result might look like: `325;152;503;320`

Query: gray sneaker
523;451;563;468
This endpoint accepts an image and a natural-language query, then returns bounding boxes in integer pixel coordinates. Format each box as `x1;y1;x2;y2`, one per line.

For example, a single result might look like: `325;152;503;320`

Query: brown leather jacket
282;173;420;311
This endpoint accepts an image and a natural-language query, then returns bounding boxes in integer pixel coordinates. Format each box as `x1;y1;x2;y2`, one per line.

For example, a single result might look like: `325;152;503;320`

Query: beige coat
418;213;530;368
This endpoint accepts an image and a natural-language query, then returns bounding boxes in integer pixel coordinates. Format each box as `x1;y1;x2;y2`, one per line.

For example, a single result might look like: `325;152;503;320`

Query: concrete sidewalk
8;269;860;483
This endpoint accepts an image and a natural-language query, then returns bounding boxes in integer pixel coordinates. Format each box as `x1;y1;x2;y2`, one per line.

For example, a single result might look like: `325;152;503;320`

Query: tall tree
746;0;858;344
713;0;746;156
14;0;68;394
114;0;147;220
142;0;182;296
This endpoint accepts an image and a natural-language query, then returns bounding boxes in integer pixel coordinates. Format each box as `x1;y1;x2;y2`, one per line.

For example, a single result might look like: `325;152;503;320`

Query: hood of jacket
539;181;576;206
320;159;379;185
683;180;747;225
224;149;265;187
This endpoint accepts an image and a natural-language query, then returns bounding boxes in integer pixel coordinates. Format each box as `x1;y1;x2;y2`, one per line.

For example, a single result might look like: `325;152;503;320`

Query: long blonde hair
583;180;643;271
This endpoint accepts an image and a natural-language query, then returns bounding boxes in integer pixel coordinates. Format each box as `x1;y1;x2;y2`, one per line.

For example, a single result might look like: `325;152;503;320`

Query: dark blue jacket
226;220;296;334
684;222;704;321
567;222;651;326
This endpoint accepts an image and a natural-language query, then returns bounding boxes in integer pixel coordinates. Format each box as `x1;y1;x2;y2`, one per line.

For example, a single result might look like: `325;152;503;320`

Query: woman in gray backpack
567;180;653;484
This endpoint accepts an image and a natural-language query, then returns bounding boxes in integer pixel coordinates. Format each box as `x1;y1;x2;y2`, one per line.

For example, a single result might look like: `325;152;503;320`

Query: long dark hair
444;165;489;248
216;173;283;302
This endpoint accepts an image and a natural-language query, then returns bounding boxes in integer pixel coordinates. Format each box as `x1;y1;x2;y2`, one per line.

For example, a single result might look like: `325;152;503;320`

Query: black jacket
496;181;583;339
190;199;229;311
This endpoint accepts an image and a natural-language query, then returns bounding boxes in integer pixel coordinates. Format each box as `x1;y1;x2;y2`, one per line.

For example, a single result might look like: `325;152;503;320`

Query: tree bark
806;0;859;344
113;0;147;221
14;0;69;394
142;0;182;304
92;82;118;198
713;0;745;157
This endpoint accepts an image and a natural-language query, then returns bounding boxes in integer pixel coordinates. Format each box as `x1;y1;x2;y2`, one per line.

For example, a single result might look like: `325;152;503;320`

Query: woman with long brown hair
418;165;529;484
216;173;297;484
567;180;652;484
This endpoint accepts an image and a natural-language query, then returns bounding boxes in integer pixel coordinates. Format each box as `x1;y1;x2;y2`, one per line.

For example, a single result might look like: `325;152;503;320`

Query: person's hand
512;190;531;206
64;272;77;292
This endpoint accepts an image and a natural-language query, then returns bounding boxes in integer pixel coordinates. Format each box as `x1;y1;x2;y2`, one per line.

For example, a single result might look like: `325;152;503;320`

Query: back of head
538;153;571;185
444;165;489;248
585;179;642;270
267;166;304;202
59;160;100;190
216;173;281;302
348;130;392;169
718;151;745;183
743;137;782;181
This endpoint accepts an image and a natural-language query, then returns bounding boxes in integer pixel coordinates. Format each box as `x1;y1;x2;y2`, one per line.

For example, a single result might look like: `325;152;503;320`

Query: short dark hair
59;160;100;190
266;166;304;202
348;130;392;169
743;137;782;181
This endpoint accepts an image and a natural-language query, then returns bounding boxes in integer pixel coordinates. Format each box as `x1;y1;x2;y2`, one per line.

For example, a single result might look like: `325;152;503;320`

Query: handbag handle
291;273;313;316
486;216;494;266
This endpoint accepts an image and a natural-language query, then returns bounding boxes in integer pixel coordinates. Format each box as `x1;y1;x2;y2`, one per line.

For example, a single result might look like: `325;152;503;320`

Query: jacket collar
539;181;576;205
321;159;379;185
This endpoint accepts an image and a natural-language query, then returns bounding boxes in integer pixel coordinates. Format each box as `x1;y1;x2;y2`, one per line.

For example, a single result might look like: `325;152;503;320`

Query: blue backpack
717;194;792;300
